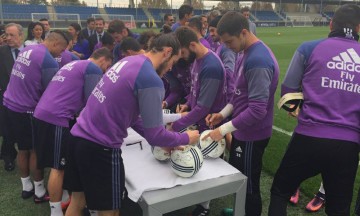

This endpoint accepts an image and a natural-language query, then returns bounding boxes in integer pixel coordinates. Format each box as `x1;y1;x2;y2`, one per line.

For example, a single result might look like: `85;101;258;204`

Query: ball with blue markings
198;130;226;158
170;145;203;178
151;146;171;161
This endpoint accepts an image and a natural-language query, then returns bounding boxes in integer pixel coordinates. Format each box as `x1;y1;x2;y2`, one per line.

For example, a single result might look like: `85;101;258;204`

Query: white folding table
122;130;247;216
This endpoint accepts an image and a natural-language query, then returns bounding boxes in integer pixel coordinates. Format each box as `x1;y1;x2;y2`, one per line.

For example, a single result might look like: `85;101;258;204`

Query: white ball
170;145;203;178
151;146;170;161
198;130;226;158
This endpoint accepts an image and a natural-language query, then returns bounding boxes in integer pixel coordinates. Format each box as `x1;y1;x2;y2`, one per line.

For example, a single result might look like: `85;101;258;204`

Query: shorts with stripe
34;118;70;170
5;107;36;151
63;137;125;211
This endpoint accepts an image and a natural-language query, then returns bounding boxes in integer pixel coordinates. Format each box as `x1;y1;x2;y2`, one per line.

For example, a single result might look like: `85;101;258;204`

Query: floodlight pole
0;0;3;25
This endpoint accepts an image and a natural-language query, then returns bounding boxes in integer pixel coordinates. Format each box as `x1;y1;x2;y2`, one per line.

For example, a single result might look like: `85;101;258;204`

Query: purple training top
216;43;236;102
71;54;189;148
55;50;79;68
231;41;279;141
34;60;103;127
3;44;59;113
172;50;227;132
164;63;192;108
282;37;360;144
200;38;211;50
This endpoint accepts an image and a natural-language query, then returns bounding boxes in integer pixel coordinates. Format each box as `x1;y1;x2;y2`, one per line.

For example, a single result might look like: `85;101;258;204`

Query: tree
251;2;273;11
183;0;204;10
217;1;239;11
139;0;170;9
27;0;47;4
51;0;82;6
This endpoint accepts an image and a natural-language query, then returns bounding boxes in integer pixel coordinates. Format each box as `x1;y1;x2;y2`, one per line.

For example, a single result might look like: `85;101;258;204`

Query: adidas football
151;146;171;161
170;145;203;178
198;130;226;158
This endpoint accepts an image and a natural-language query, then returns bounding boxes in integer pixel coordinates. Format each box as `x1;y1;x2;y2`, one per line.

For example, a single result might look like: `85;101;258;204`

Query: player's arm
164;72;185;108
41;54;60;90
130;118;145;137
220;67;274;135
281;48;306;96
137;86;190;147
112;44;121;64
172;66;222;131
83;64;103;100
221;47;236;75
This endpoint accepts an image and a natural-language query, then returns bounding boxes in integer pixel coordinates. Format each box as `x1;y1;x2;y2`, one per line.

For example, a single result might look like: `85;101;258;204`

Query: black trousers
229;137;270;216
269;133;359;216
0;103;17;162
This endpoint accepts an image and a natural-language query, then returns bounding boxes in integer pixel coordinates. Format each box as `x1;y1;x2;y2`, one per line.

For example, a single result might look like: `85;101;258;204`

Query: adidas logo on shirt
17;49;33;66
327;48;360;73
236;146;242;153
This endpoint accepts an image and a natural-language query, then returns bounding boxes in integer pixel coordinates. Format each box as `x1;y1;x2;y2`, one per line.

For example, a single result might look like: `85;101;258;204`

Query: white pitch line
272;125;293;137
272;125;360;165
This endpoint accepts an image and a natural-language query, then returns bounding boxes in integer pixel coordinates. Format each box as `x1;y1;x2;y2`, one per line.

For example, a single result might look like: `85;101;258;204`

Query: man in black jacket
0;23;24;171
81;17;95;40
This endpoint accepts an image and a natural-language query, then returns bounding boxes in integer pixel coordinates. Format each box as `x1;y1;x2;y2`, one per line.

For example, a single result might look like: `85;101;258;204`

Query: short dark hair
107;19;126;34
95;17;105;24
175;26;199;48
120;37;142;53
217;11;249;36
39;18;48;22
162;24;172;34
138;30;157;50
49;30;70;45
101;33;114;46
188;16;202;32
178;4;193;20
91;47;113;61
164;13;173;21
240;7;250;14
148;33;180;58
87;17;95;24
209;15;222;28
332;4;360;32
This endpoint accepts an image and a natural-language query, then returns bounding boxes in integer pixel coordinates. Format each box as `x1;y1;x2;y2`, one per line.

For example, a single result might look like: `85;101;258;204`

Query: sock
319;182;325;195
89;210;99;216
21;176;33;191
50;201;63;216
34;179;46;198
200;201;210;209
61;190;70;202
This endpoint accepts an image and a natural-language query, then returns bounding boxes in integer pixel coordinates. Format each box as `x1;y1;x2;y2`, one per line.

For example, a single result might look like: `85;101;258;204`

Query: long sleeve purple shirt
3;44;59;113
230;41;279;141
34;60;103;127
71;55;189;148
172;51;227;132
282;37;360;144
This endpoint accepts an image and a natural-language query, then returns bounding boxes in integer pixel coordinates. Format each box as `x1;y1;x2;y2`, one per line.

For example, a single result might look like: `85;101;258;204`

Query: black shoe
22;189;34;199
191;205;210;216
4;160;15;171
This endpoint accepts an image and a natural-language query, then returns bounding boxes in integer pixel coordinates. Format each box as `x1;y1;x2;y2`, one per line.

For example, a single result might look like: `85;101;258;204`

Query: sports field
0;27;358;216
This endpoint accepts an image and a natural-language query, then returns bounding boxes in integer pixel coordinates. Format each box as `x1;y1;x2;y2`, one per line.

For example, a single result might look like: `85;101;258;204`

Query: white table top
122;129;241;202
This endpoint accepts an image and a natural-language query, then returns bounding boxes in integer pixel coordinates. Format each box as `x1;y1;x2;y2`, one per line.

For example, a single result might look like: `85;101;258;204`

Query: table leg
233;178;247;216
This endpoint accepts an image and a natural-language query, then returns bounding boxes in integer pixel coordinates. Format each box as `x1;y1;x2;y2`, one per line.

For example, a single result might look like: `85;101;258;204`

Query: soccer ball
198;130;226;158
151;146;171;161
170;145;203;178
